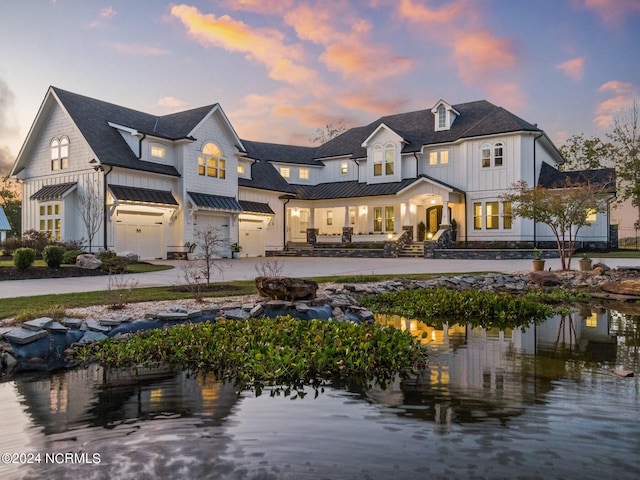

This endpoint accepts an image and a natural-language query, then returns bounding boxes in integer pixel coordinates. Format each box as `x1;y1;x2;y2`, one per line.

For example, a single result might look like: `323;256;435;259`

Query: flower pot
532;259;545;271
579;259;592;271
232;251;240;259
187;253;196;261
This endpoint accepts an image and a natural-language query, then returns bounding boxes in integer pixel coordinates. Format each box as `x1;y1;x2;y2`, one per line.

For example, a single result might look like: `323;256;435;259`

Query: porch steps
398;242;424;258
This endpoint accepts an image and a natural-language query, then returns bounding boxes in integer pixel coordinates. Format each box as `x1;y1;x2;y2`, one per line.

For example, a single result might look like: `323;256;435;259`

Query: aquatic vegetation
359;287;557;329
74;316;428;393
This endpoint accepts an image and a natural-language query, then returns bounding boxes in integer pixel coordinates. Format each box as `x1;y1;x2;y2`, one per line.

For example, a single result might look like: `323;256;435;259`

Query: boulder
255;276;319;301
600;279;640;297
528;271;563;287
76;254;102;270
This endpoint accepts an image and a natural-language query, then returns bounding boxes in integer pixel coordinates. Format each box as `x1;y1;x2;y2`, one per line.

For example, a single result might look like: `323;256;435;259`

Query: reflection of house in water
15;365;239;435
375;308;620;427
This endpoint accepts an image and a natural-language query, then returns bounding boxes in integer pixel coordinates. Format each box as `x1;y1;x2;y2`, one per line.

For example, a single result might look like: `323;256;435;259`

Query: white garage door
194;214;231;258
115;212;164;260
239;219;264;257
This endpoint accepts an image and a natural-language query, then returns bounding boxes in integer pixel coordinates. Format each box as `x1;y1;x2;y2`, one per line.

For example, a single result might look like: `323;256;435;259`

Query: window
481;142;504;168
299;168;309;180
341;162;348;175
586;208;597;222
373;145;383;176
474;202;482;229
238;164;245;174
198;143;225;178
494;143;503;167
151;146;165;158
486;202;499;229
327;210;333;226
373;207;383;232
280;167;290;178
438;106;446;129
481;147;491;168
385;206;395;232
39;203;62;241
503;201;512;229
50;137;69;170
384;144;395;175
429;150;449;165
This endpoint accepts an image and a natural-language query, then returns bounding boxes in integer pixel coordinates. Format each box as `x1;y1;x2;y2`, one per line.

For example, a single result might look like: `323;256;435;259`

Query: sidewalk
1;256;639;299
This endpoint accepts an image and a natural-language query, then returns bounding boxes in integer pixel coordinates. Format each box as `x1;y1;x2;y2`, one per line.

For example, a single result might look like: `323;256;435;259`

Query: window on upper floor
438;106;446;129
373;145;383;176
50;137;69;171
151;145;165;159
238;164;245;174
481;142;505;168
198;142;225;178
429;150;449;165
341;162;348;175
373;143;395;176
299;168;309;180
280;167;290;178
586;208;597;222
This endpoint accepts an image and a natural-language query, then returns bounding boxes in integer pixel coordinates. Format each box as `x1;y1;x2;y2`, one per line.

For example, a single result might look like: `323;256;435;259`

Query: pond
0;307;638;480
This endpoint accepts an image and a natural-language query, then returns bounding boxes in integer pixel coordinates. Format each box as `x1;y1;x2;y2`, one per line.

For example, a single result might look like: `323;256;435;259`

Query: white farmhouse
10;87;616;259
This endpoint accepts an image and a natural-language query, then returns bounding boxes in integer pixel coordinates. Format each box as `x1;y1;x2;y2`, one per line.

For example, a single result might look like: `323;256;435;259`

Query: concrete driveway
1;256;639;299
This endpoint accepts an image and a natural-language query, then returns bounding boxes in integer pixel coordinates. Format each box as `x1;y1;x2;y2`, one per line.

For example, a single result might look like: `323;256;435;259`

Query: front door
426;206;442;235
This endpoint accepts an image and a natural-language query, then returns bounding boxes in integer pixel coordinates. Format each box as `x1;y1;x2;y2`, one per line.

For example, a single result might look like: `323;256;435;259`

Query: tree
501;176;613;270
193;226;228;285
558;133;612;171
310;120;347;144
0;174;21;237
608;98;640;228
77;180;103;253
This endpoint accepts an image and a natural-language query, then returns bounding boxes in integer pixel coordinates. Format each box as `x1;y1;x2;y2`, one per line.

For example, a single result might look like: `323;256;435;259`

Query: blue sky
0;0;639;172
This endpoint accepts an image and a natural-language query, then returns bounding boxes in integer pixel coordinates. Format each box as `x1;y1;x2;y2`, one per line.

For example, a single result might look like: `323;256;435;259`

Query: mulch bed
0;266;109;281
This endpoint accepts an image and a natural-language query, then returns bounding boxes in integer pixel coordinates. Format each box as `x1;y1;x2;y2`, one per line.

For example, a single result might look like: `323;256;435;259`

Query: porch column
309;208;315;228
344;206;350;227
402;203;411;226
440;193;450;226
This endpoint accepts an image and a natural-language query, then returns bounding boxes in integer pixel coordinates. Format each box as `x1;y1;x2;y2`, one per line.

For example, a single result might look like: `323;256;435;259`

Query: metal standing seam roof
109;185;178;206
239;200;275;215
188;191;243;212
30;182;77;200
0;206;11;231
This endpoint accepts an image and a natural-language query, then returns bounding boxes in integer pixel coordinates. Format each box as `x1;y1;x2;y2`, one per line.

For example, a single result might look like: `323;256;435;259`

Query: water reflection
0;309;637;479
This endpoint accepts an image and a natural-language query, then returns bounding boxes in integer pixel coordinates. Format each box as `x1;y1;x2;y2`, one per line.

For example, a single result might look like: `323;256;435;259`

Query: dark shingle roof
241;139;321;165
315;100;540;160
293;175;462;200
110;185;178;206
30;182;77;200
52;87;220;177
538;163;616;192
238;140;298;194
188;191;243;212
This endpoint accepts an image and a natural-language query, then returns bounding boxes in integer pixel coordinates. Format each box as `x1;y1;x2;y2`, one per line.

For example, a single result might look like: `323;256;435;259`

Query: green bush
43;245;65;268
13;247;36;269
97;250;117;262
100;255;128;274
62;249;85;264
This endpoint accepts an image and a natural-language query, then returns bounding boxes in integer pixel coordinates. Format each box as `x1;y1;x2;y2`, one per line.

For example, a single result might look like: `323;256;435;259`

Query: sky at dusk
0;0;639;173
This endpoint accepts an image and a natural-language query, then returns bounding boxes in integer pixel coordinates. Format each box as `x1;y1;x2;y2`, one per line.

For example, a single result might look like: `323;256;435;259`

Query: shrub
13;247;36;269
62;249;84;264
97;250;117;262
100;255;128;274
21;229;50;256
42;245;65;268
1;236;23;256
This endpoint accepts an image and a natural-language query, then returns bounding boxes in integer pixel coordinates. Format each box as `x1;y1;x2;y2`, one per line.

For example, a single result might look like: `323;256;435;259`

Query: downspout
413;152;420;177
137;133;146;159
353;159;360;182
102;165;113;251
532;131;544;247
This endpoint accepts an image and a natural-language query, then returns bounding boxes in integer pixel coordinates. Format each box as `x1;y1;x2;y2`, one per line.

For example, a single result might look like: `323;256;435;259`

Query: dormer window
280;167;290;178
50;137;69;170
373;143;395;176
431;100;459;131
151;145;165;159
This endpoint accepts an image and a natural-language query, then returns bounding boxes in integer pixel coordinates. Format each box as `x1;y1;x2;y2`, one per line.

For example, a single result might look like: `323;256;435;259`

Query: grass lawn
0;259;174;273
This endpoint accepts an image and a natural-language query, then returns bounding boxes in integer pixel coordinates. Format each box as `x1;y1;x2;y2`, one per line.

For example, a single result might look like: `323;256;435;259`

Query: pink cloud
156;96;186;109
222;0;294;15
594;80;636;127
571;0;640;25
452;30;518;82
88;6;117;28
557;57;584;81
397;0;466;24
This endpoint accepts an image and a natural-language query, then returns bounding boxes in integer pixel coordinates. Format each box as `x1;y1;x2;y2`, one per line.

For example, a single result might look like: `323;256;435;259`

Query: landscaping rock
600;279;640;297
4;328;48;345
528;271;563;287
255;276;319;300
22;317;53;331
77;331;108;344
85;318;110;333
76;254;102;270
46;321;69;333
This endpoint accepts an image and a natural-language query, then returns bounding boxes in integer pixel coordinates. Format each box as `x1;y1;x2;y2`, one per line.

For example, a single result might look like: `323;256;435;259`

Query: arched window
384;143;395;175
494;142;503;167
50;137;69;170
438;106;446;129
373;145;383;176
481;142;504;168
198;142;225;178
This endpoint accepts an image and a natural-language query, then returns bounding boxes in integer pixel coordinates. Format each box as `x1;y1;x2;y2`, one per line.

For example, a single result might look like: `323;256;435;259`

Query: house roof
187;191;243;212
315;100;541;160
0;206;10;231
537;163;616;192
30;182;77;200
110;185;178;207
238;140;298;194
239;200;275;215
292;175;462;200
